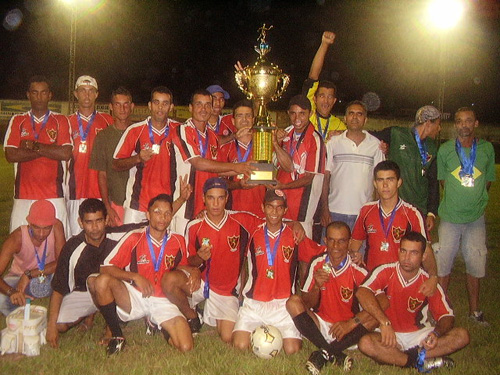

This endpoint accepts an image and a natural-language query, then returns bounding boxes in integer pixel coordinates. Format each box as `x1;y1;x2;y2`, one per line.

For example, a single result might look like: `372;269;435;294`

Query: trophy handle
235;71;253;100
271;73;290;102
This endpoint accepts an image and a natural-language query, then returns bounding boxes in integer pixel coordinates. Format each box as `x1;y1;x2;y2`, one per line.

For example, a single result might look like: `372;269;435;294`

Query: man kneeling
356;231;469;372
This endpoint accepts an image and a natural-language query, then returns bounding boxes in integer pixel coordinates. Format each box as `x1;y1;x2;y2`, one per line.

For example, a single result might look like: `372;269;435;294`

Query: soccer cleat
306;350;328;375
187;316;203;335
469;311;489;326
418;357;455;373
106;337;126;356
329;352;354;372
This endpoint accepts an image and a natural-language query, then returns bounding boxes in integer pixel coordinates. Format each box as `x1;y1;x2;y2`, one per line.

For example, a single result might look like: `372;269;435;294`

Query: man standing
4;76;72;233
0;200;65;316
321;100;384;230
275;95;326;238
67;76;113;237
303;31;345;141
436;107;495;324
90;87;135;226
356;232;469;371
287;221;378;374
206;84;235;143
371;106;441;231
46;199;116;348
93;194;199;354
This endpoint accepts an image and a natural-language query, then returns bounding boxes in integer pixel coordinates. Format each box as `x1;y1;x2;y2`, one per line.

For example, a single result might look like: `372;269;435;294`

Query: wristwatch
353;316;361;325
24;269;33;279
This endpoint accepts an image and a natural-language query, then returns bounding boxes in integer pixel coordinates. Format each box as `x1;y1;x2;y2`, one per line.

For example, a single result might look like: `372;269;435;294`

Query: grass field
0;142;499;374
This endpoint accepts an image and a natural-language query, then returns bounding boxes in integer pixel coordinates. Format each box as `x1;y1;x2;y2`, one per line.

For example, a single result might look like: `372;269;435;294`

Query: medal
38;273;46;283
235;139;253;163
30;110;50;141
316;114;330;140
148;118;169;156
455;138;477;189
461;174;474;187
264;224;283;281
146;227;169;285
380;241;389;252
237;174;244;180
322;262;331;273
196;127;209;158
422;168;426;177
151;144;160;154
378;201;398;253
266;268;275;279
413;128;430;176
29;227;48;285
79;141;87;153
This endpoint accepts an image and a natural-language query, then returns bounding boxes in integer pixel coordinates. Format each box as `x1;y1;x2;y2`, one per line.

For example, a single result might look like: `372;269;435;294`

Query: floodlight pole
67;6;76;114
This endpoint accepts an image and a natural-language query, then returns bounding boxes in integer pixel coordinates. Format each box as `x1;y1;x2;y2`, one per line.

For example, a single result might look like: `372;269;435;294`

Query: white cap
75;75;98;90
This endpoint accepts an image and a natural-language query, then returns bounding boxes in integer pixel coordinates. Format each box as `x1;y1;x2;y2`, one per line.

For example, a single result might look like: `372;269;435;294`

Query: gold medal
461;175;474;187
266;268;275;279
380;241;389;252
79;142;87;153
151;144;160;154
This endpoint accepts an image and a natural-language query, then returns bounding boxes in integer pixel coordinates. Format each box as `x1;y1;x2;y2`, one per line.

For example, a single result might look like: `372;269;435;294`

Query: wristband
431;330;440;337
24;269;33;280
6;287;17;297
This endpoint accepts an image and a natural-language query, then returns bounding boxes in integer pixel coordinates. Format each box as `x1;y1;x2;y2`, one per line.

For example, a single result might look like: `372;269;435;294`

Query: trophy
235;24;290;184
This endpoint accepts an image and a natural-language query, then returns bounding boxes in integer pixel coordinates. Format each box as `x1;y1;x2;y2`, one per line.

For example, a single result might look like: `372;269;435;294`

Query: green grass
1;149;500;374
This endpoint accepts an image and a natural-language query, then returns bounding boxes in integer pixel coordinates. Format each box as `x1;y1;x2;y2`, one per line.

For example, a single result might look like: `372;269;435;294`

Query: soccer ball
251;325;283;359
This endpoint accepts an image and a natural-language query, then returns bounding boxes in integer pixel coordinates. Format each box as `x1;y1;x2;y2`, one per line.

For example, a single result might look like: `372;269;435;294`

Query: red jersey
67;111;112;199
218;139;266;217
103;227;187;297
172;119;219;220
277;123;326;222
352;199;427;271
303;254;367;324
207;114;235;138
361;262;453;333
244;224;308;302
186;210;262;297
114;117;179;212
4;111;72;199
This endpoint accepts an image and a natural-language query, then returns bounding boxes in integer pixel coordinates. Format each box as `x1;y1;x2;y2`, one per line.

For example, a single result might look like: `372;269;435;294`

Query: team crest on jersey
223;129;229;136
21;127;30;138
407;296;424;312
46;128;57;142
72;130;79;140
367;224;376;234
255;246;264;256
392;227;405;243
137;254;149;264
210;145;218;159
282;246;293;263
164;254;175;270
340;286;353;302
227;235;239;252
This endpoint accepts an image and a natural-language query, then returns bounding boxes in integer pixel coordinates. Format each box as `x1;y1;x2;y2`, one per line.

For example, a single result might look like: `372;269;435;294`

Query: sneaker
145;317;160;335
332;353;354;372
306;350;328;375
469;311;489;326
418;356;455;372
106;337;126;356
187;316;202;335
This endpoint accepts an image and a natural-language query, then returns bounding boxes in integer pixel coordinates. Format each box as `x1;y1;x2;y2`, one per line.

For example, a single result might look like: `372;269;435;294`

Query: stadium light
428;0;464;30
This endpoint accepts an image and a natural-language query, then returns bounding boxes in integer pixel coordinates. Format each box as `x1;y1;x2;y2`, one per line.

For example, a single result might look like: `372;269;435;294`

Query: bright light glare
428;0;464;29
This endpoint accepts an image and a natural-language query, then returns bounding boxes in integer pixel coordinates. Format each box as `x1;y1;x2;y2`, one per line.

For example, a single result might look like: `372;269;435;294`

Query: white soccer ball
251;325;283;359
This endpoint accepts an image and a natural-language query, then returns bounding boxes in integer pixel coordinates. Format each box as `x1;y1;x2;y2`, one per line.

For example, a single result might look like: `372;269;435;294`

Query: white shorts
190;281;239;326
123;207;147;225
116;281;184;328
314;312;337;344
395;327;433;351
234;298;301;340
10;198;69;238
57;291;98;324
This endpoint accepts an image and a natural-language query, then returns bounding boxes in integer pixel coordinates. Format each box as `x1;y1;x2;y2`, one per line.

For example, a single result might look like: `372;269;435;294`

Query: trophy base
248;162;277;185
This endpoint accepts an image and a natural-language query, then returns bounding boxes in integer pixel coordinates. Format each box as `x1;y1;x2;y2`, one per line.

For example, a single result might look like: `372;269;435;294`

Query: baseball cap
415;105;440;125
264;189;287;206
206;85;230;100
288;94;311;111
75;75;98;90
203;177;229;194
26;200;56;227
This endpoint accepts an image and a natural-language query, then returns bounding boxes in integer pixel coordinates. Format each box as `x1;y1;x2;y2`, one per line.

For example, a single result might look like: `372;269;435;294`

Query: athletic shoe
187;316;202;335
145;317;160;335
332;352;354;372
106;337;126;356
469;311;489;326
418;356;455;373
306;350;328;375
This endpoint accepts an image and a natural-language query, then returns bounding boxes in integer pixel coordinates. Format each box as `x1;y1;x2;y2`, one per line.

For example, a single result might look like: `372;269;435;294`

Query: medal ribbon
77;111;96;143
316;114;330;140
29;228;48;273
203;258;211;299
30;110;50;141
214;116;221;134
264;225;284;268
235;140;253;162
378;200;399;240
455;138;477;178
325;255;348;274
146;227;169;276
196;128;209;157
413;127;429;168
148;118;170;146
288;130;306;158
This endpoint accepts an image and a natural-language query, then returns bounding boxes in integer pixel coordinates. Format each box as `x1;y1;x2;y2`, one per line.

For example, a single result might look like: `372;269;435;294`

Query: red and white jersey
103;227;187;297
277;123;326;222
218;139;266;217
303;254;367;324
172;119;219;220
207;114;235;138
297;236;327;266
352;199;427;271
113;117;179;212
186;210;262;296
67;111;112;199
360;262;454;333
4;111;72;199
243;224;307;302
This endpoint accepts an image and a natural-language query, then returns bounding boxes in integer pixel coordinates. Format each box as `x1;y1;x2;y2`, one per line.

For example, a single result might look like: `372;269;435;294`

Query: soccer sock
292;312;331;351
403;346;420;368
99;302;123;338
328;324;369;354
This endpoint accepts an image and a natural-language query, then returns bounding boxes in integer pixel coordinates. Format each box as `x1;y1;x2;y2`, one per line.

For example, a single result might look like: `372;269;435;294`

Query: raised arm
308;31;336;81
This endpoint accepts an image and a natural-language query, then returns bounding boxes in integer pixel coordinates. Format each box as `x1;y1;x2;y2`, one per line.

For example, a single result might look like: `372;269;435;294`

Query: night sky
0;0;499;121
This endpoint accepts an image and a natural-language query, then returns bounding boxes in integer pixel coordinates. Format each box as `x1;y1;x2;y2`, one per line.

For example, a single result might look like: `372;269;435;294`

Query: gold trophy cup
235;24;290;184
